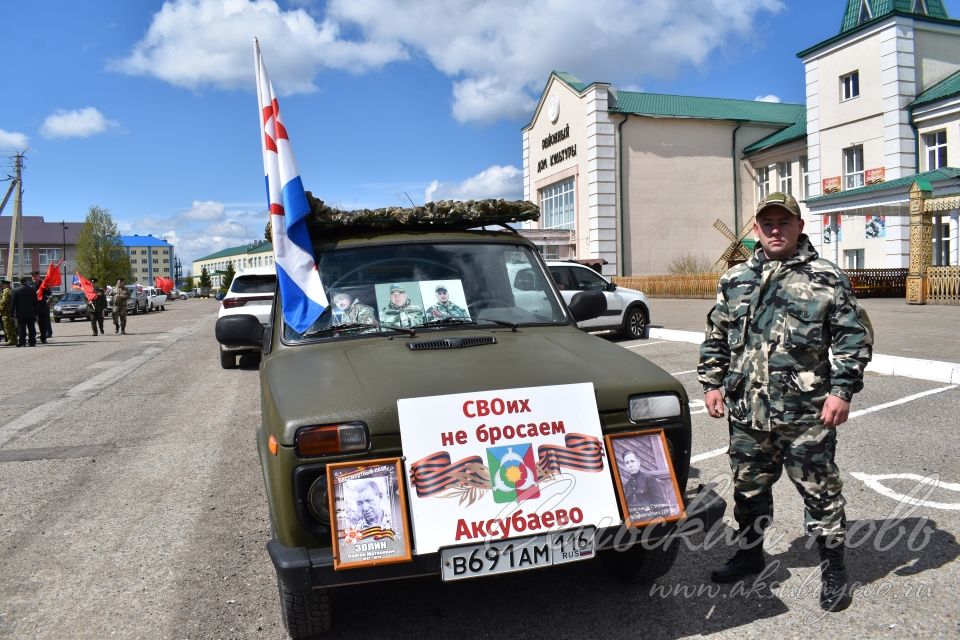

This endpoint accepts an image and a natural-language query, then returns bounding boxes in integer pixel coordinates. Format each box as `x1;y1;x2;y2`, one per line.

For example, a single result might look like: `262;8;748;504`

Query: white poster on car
398;382;621;554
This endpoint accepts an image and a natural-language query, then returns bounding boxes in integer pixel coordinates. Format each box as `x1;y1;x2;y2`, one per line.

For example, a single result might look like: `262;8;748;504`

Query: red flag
36;259;65;300
75;271;96;302
155;276;174;293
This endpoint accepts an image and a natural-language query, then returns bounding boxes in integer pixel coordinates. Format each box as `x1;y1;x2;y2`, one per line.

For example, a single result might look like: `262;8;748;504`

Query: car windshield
230;274;277;294
60;292;86;303
283;241;567;343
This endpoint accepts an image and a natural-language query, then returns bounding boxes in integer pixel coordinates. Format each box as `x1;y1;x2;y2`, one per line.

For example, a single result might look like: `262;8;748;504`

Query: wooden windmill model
713;215;755;269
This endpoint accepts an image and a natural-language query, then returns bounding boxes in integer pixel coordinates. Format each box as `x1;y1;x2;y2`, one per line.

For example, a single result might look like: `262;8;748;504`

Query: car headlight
627;393;682;422
306;476;330;524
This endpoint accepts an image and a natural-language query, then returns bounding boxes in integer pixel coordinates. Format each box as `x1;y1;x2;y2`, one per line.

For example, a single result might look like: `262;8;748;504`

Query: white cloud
182;200;226;220
755;94;781;103
0;129;29;150
40;108;118;139
424;165;522;202
116;0;784;122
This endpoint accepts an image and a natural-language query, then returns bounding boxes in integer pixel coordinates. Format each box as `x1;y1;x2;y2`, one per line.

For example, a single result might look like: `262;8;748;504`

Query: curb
647;328;960;385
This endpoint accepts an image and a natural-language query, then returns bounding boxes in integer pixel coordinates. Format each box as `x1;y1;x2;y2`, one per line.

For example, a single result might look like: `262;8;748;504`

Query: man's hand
820;395;851;427
704;389;725;419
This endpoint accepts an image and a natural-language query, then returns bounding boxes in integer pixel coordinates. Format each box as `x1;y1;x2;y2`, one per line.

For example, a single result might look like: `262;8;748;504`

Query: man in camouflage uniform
0;279;14;345
380;284;424;328
698;192;873;612
425;285;468;321
331;293;379;328
112;278;130;334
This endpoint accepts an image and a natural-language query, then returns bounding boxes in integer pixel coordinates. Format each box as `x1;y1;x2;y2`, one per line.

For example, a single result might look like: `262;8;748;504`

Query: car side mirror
568;290;607;322
605;282;617;292
216;314;265;348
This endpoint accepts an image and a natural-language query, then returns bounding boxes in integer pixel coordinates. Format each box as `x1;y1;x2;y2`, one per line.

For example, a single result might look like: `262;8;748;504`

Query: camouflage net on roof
264;193;540;240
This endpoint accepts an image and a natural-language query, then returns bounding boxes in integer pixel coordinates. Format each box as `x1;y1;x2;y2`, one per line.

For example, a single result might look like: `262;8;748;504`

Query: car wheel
600;541;679;584
180;294;186;300
69;317;75;322
621;306;648;340
220;349;238;369
54;317;61;323
277;576;332;639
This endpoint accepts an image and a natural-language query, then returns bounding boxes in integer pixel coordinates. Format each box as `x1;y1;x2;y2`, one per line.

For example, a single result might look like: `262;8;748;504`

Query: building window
844;249;864;270
141;259;148;264
153;258;159;264
38;248;62;267
756;166;770;200
844;145;864;189
924;130;947;170
777;162;793;195
934;218;951;266
913;0;928;15
539;176;575;230
858;0;872;24
841;71;860;101
800;156;809;199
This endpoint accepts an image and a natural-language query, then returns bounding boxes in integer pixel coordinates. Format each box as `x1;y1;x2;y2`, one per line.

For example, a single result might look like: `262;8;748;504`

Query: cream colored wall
914;27;960;91
816;35;884;131
620;118;782;275
817;116;885;184
916;115;960;171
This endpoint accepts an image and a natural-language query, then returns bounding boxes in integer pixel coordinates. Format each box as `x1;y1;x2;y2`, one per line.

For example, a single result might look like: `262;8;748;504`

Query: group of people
0;274;132;346
1;271;55;347
331;283;469;331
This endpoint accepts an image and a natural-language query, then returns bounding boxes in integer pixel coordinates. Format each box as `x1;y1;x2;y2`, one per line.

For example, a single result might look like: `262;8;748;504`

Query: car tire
69;317;75;322
54;317;61;323
220;349;238;369
600;541;679;584
277;577;332;639
620;306;648;340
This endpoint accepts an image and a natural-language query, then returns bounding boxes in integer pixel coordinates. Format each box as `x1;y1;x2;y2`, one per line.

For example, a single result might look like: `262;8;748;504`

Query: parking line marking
625;341;666;348
671;369;698;375
850;472;960;510
689;385;957;465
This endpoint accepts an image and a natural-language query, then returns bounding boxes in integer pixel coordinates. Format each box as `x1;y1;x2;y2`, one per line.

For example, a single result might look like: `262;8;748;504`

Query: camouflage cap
389;284;405;293
756;192;801;218
435;284;448;293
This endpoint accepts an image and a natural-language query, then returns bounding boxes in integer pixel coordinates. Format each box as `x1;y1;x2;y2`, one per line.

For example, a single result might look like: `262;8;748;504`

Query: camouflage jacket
380;301;424;328
342;302;378;326
425;301;468;320
697;235;873;430
112;286;130;309
0;288;11;317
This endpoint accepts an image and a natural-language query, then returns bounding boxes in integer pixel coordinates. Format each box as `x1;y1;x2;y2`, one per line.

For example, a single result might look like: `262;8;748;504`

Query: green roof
743;109;808;155
806;167;960;204
195;241;272;262
910;69;960;108
800;0;958;58
553;71;589;93
612;92;803;124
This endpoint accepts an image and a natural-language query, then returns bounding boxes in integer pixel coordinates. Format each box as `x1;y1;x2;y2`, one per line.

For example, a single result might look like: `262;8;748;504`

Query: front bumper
269;482;727;593
53;308;88;319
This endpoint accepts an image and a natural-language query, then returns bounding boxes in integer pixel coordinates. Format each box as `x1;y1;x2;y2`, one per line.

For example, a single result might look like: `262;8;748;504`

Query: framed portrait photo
326;457;413;570
605;430;685;528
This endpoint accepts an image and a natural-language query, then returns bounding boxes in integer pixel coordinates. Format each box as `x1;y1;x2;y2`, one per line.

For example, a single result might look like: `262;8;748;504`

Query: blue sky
2;0;958;267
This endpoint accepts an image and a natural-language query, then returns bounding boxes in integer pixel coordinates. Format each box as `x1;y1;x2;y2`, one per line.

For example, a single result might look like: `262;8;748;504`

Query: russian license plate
440;527;596;582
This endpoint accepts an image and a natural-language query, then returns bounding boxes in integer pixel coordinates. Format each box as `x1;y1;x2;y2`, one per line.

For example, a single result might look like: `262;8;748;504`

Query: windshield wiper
411;317;478;328
478;318;518;332
302;322;416;338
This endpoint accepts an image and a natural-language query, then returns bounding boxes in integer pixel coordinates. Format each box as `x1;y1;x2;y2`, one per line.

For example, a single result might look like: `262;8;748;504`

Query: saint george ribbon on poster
253;39;328;333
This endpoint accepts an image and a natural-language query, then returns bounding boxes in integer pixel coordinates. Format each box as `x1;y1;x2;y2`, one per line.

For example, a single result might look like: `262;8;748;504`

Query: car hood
261;326;685;444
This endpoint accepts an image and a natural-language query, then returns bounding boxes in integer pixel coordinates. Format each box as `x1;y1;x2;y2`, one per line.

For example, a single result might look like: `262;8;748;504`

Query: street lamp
61;221;68;294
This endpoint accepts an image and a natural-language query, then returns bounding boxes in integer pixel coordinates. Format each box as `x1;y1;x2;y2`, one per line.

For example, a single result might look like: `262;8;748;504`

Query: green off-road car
216;197;725;639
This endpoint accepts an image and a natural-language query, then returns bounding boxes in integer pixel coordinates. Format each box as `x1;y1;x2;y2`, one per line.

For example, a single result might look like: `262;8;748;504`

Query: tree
198;266;212;297
75;206;131;284
220;261;236;294
666;253;716;275
180;275;194;292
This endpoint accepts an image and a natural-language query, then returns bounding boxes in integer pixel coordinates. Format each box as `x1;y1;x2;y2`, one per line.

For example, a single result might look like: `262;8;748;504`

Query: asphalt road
1;301;958;639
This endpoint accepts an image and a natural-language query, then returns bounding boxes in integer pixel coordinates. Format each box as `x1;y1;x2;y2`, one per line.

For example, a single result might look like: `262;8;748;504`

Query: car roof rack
263;193;540;240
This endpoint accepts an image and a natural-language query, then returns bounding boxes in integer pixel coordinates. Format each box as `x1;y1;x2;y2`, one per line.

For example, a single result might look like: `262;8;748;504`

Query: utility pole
5;153;24;282
61;221;69;294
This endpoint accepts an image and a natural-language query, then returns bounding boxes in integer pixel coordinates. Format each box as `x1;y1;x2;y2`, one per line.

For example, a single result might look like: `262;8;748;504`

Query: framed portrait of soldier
605;430;684;527
327;457;413;569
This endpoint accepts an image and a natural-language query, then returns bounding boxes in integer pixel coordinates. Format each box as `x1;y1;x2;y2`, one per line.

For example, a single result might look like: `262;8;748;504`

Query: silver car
546;261;651;339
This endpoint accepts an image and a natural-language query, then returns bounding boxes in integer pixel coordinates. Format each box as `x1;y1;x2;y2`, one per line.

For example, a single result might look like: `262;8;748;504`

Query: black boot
711;528;766;583
818;537;851;611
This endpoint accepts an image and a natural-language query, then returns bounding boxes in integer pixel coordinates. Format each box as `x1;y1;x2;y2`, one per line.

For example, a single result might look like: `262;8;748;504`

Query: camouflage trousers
113;307;127;331
2;315;14;344
728;421;846;541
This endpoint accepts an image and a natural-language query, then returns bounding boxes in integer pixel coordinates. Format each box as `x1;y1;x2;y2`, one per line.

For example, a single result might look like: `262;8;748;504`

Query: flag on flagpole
72;273;82;290
253;39;328;333
36;258;65;300
74;271;95;302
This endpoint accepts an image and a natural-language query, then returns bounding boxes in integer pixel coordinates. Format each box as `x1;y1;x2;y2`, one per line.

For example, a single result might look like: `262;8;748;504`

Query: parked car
124;285;149;315
144;286;167;312
546;260;651;339
52;291;89;322
178;290;196;299
216;267;277;368
215;200;723;638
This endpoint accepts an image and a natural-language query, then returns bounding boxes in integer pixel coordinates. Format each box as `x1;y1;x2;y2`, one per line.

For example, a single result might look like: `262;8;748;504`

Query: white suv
217;266;277;368
546;261;651;339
